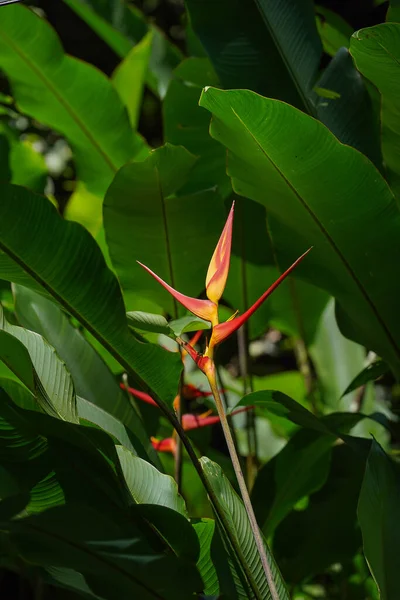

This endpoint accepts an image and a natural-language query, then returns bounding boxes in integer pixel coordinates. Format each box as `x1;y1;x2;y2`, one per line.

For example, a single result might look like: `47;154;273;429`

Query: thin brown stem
237;325;257;489
174;369;184;491
204;361;280;600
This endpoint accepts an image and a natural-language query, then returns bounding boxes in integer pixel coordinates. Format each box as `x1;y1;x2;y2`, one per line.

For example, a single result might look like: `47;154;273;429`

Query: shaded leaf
0;305;77;423
342;360;389;397
116;445;187;517
192;519;219;596
358;440;400;600
13;285;156;463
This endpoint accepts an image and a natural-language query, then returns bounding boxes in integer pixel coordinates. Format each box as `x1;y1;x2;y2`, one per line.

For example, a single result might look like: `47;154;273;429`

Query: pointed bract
210;248;312;346
206;202;234;303
120;384;157;406
137;261;217;323
151;436;176;454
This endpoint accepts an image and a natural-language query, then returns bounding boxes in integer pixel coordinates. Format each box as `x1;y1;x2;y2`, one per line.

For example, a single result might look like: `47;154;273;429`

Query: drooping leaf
200;456;289;599
0;184;182;407
200;87;400;376
13;285;157;464
112;31;153;130
312;47;381;166
315;5;354;56
350;23;400;198
192;519;219;596
0;4;147;233
163;57;230;196
358;440;400;600
0;305;78;423
342;360;389;397
186;0;322;112
62;0;182;98
103;144;226;315
116;445;187;517
5;503;203;600
310;299;367;411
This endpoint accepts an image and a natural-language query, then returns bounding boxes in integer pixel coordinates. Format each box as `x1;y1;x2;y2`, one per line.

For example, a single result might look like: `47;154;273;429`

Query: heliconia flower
137;203;236;326
205;202;234;303
209;248;312;348
138;200;312;368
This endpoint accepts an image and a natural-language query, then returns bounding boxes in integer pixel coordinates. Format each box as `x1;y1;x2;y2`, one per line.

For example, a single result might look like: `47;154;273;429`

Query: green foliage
0;1;398;597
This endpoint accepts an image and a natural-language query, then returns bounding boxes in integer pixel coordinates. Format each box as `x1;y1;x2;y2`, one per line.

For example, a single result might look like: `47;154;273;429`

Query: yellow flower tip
205;201;235;303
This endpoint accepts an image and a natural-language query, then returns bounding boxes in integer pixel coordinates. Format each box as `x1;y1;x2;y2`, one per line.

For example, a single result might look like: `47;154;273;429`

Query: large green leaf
63;0;182;98
13;284;157;464
103;144;226;315
186;0;321;112
0;305;77;423
358;440;400;600
116;445;187;517
200;88;400;375
0;184;182;406
0;4;146;232
5;504;203;600
200;456;289;600
350;23;400;198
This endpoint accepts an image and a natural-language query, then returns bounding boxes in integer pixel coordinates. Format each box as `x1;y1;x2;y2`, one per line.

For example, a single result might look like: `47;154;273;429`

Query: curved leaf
13;285;157;464
116;445;187;517
63;0;182;98
0;4;146;232
186;0;321;112
312;47;381;166
0;184;182;406
192;519;219;596
200;87;400;375
0;306;77;422
163;57;231;196
6;503;203;600
350;23;400;198
358;440;400;600
200;456;289;600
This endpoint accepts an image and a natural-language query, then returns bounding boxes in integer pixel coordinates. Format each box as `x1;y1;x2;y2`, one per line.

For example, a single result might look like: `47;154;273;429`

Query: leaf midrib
0;17;118;175
230;106;400;365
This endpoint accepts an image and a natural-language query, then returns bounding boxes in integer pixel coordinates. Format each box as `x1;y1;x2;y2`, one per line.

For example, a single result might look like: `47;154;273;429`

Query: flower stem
205;361;279;600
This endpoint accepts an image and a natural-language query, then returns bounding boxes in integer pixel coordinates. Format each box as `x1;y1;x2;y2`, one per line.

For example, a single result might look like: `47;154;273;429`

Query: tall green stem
204;360;279;600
